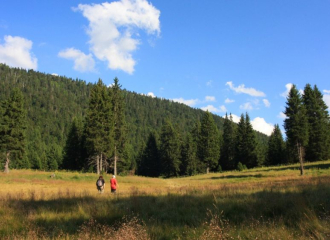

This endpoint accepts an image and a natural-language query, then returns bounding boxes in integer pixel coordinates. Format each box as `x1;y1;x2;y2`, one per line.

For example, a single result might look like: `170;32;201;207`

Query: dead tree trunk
297;142;304;176
100;154;103;173
114;145;117;176
96;155;100;175
4;151;10;173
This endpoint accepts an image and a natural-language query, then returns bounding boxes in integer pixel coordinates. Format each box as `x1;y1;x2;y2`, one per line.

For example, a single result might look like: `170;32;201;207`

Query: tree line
1;64;328;176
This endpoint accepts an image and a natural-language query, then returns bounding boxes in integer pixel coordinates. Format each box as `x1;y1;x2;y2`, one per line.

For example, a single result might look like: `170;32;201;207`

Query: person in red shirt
110;175;117;193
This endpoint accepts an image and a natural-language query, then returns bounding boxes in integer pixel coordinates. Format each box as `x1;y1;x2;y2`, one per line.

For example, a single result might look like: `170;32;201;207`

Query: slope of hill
0;64;268;170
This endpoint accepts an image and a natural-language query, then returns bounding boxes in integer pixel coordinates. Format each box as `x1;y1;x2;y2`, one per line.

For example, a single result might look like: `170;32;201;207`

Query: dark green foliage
267;124;285;166
303;84;330;162
110;78;128;174
237;162;247;171
284;84;308;175
0;88;27;172
220;113;236;170
198;111;220;173
62;118;85;170
159;120;181;177
180;133;197;176
138;131;160;177
235;113;259;168
0;64;270;175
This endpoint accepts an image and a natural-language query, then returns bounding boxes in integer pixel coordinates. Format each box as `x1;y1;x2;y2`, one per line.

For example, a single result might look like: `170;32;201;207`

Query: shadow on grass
4;177;330;239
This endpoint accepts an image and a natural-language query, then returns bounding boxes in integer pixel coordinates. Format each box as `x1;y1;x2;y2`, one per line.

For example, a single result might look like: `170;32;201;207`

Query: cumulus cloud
263;99;270;107
240;102;253;110
147;92;155;98
280;83;293;98
251;117;274;136
0;35;37;69
75;0;160;74
205;96;216;102
58;48;95;72
223;113;240;123
206;80;213;86
278;112;286;119
226;81;265;97
225;98;235;103
323;90;330;109
201;105;227;113
172;98;199;107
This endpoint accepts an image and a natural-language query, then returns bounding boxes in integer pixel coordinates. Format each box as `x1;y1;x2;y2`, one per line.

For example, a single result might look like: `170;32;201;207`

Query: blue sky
1;0;330;136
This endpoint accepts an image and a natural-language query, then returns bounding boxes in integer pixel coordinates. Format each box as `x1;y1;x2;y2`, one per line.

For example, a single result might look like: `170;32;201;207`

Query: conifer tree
180;133;197;176
220;113;236;170
0;88;26;173
267;124;285;166
159;120;181;177
62;118;84;170
85;79;112;174
138;131;160;177
284;84;308;175
302;84;330;161
235;113;258;168
198;111;220;173
109;77;127;175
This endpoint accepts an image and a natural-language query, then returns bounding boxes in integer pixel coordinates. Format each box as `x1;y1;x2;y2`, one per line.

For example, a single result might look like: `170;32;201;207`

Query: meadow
1;161;330;239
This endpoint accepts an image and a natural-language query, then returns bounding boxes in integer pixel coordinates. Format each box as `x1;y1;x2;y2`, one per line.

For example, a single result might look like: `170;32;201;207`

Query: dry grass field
1;161;330;239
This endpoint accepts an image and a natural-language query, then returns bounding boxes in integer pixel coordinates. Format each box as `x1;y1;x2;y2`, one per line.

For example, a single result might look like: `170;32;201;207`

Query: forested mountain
0;64;269;173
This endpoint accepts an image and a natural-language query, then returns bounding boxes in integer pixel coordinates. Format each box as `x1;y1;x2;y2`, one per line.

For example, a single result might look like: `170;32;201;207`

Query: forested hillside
0;64;268;173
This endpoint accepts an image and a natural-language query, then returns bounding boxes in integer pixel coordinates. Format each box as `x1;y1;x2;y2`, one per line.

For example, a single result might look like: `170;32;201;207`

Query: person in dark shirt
96;175;105;193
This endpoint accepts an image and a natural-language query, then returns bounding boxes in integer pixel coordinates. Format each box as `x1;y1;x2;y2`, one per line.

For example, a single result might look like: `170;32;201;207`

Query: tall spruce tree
109;77;127;175
180;133;197;176
284;84;308;175
138;131;160;177
62;118;85;170
235;113;258;168
302;84;330;161
159;120;181;177
0;88;27;173
220;113;236;170
267;124;285;166
198;111;220;173
85;79;112;174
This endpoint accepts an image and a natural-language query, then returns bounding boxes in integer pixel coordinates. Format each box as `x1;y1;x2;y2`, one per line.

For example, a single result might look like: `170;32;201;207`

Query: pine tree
303;84;330;161
109;77;127;175
198;111;220;173
235;113;258;169
284;84;308;175
159;120;181;177
85;79;112;174
267;124;285;166
62;118;84;170
138;131;160;177
220;113;236;170
0;88;26;173
180;133;197;176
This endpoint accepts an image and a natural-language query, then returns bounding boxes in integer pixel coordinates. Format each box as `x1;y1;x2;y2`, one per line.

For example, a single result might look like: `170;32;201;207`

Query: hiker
110;175;117;193
96;176;105;193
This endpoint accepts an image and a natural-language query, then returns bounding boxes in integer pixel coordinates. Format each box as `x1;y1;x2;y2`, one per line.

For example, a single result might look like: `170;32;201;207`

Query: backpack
97;179;103;187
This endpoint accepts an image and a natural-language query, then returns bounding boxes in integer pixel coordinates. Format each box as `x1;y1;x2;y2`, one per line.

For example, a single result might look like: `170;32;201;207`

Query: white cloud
226;81;265;97
225;98;235;103
251;117;274;136
263;99;270;107
323;90;330;109
278;112;286;119
201;105;227;113
51;73;59;76
75;0;160;74
172;98;199;107
280;83;293;98
58;48;95;72
0;35;37;70
240;102;253;110
223;113;240;123
206;80;212;86
147;92;155;98
205;96;216;102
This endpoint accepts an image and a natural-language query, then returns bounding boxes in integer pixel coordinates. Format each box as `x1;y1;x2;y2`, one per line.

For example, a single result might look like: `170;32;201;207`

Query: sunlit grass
0;160;330;239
